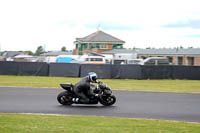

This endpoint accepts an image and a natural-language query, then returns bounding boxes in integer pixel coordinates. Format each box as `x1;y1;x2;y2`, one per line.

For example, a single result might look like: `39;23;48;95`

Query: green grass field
0;113;200;133
0;75;200;93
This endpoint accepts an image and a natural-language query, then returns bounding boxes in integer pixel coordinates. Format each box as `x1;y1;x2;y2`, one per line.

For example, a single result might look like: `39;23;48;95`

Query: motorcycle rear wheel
99;95;116;106
57;91;73;105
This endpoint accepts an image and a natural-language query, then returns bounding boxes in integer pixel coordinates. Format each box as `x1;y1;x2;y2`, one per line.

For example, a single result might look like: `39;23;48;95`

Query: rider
73;72;99;103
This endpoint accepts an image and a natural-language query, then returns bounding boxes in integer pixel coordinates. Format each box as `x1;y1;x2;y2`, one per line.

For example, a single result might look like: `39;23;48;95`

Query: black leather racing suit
73;76;96;103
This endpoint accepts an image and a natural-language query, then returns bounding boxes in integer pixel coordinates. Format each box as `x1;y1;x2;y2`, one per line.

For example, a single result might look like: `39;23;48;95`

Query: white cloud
0;0;200;52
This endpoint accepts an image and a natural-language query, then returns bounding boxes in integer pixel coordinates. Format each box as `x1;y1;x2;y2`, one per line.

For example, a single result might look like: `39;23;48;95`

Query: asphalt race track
0;87;200;122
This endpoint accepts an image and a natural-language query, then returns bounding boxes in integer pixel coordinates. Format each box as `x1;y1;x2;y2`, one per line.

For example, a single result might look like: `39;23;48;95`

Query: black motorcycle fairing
98;83;112;95
88;97;98;104
103;89;112;95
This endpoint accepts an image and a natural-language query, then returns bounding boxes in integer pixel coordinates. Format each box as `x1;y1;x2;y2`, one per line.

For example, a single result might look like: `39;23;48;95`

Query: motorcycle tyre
99;95;116;106
57;91;73;105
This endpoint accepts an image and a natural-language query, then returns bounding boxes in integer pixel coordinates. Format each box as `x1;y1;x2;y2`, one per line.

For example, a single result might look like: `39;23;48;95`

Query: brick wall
183;56;187;65
172;56;177;65
194;56;200;66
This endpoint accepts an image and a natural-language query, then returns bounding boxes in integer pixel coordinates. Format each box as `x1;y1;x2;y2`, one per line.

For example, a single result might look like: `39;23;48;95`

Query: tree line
0;46;69;56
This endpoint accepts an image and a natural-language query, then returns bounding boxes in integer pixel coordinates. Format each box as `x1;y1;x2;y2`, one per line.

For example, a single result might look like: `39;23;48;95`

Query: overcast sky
0;0;200;52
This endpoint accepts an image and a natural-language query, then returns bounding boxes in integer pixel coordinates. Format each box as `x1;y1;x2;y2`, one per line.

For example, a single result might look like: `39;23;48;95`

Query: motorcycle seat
60;83;73;91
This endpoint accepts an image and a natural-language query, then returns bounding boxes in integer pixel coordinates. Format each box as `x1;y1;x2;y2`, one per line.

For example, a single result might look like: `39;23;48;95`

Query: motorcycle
57;81;116;106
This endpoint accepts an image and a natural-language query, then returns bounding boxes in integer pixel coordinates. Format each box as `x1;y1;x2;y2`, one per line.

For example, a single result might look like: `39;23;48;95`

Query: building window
92;43;100;48
82;43;88;49
78;51;83;55
167;56;173;63
113;44;122;49
99;44;108;49
178;57;183;65
187;57;194;66
91;43;108;49
78;43;82;49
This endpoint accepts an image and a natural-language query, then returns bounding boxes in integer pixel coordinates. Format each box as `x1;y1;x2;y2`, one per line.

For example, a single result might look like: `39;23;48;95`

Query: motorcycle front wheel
99;95;116;106
57;91;73;105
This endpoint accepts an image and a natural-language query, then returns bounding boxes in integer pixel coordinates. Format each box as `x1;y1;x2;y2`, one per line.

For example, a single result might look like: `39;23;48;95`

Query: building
2;51;26;61
137;48;200;66
74;30;125;55
103;48;200;66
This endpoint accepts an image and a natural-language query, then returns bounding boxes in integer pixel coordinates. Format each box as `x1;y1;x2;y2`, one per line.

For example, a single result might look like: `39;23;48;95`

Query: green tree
25;51;34;55
61;46;67;51
35;46;45;56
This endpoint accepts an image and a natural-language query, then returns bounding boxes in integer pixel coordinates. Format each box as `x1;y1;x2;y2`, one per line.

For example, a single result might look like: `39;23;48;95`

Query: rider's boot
72;98;79;103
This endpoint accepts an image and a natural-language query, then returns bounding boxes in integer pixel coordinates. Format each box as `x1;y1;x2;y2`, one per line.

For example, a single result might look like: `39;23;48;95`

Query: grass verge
0;75;200;93
0;113;200;133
